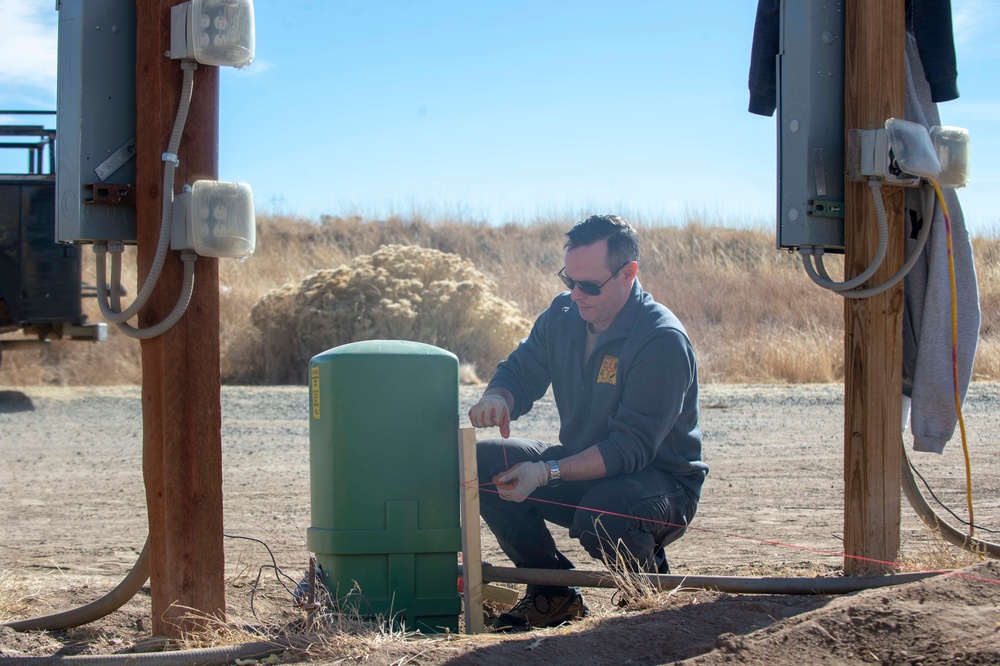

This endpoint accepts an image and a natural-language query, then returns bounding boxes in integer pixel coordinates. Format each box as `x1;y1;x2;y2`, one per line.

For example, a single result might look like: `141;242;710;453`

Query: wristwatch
545;460;563;487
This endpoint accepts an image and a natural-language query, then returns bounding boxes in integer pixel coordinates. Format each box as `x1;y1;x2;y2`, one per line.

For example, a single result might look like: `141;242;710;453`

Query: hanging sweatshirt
902;31;980;454
746;2;979;452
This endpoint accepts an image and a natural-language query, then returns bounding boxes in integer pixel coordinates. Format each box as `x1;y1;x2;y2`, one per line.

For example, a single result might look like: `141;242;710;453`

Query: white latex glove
468;394;511;438
492;461;549;502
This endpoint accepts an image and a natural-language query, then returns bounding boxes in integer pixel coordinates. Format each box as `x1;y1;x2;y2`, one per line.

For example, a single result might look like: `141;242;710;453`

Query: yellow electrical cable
930;179;974;538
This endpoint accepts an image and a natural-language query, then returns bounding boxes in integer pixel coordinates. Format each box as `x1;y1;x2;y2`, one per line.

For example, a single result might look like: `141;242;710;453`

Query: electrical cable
802;180;934;298
94;61;198;335
901;443;1000;558
800;178;888;291
892;180;993;556
115;253;197;340
222;533;302;623
906;456;999;534
815;184;935;298
930;179;976;536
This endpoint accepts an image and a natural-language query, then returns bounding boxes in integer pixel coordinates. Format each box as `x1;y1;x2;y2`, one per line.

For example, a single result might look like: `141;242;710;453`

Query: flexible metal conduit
0;641;289;666
901;445;1000;559
3;539;150;632
464;564;942;594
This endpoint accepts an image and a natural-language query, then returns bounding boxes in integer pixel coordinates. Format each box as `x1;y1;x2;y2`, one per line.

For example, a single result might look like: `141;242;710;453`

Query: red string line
458;477;999;586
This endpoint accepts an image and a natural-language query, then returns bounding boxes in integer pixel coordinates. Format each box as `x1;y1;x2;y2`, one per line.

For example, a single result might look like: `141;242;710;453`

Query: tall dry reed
1;213;997;386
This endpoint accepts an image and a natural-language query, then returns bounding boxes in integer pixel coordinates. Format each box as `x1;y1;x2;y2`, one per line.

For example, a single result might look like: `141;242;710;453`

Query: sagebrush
1;212;998;386
249;244;531;384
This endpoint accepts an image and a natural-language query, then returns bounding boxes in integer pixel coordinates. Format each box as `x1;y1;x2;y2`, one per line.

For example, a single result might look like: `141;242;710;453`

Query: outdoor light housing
930;125;970;189
170;0;255;67
884;118;941;181
171;180;256;259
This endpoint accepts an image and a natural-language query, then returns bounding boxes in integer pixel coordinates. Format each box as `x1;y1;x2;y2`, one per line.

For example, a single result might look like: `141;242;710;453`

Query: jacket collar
573;278;644;342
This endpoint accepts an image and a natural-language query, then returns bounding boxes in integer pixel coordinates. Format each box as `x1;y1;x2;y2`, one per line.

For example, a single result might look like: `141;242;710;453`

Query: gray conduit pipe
4;539;150;632
901;445;1000;559
0;640;291;666
463;564;942;594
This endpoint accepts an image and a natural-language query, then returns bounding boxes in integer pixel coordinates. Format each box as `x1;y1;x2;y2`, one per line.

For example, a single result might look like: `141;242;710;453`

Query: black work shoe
492;592;590;632
653;548;671;574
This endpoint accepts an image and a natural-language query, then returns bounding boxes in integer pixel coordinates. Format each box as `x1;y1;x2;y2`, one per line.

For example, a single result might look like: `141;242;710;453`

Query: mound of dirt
681;560;1000;666
251;244;531;383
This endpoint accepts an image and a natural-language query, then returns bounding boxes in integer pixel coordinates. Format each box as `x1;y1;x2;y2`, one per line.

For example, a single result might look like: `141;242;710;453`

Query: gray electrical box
56;0;137;244
776;0;845;252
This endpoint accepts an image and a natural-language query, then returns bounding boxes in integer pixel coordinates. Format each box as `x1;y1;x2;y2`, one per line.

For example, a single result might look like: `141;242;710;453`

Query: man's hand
492;462;549;502
468;394;511;438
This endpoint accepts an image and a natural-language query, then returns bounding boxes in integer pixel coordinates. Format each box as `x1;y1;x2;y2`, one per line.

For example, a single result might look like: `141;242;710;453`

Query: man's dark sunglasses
557;261;630;296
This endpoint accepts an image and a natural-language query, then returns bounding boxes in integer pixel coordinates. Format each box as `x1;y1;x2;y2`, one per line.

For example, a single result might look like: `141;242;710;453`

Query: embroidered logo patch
597;354;619;385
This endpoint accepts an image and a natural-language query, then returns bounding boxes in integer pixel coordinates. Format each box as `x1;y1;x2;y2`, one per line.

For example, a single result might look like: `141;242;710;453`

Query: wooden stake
842;0;906;575
458;427;484;634
136;0;226;635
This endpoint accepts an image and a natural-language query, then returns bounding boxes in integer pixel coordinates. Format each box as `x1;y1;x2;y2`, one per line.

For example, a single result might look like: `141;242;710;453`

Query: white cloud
0;0;58;92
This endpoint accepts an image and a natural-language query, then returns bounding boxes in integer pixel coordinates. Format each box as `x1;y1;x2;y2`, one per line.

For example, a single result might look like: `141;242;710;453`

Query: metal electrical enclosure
56;0;137;244
776;0;845;252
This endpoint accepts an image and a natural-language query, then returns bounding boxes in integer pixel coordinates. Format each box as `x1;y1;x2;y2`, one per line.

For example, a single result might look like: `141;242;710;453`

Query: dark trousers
477;437;699;596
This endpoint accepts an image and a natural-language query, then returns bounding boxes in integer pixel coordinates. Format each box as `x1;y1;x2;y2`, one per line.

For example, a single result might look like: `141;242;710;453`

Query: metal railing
0;110;57;176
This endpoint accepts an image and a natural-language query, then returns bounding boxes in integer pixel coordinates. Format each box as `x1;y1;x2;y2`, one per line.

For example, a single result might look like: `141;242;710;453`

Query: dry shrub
250;244;531;384
4;213;1000;386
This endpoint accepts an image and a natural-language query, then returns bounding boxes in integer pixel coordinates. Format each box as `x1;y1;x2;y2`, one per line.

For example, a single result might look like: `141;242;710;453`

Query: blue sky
2;0;998;233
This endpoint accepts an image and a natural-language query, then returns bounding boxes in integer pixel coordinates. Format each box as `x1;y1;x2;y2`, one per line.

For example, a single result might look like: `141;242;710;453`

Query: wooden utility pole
842;0;907;575
136;1;226;635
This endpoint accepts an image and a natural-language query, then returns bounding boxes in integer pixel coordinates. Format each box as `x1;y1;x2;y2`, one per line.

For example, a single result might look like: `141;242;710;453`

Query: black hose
901;444;1000;559
4;539;150;632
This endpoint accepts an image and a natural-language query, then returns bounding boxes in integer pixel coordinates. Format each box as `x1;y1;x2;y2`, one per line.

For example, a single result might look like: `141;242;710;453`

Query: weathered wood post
136;0;227;635
842;0;907;575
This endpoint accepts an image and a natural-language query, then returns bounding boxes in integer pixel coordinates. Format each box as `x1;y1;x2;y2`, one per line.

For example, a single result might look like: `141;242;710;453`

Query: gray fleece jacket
902;31;981;454
486;279;708;495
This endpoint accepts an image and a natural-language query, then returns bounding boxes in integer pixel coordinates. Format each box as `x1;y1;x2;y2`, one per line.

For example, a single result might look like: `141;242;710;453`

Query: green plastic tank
306;340;462;633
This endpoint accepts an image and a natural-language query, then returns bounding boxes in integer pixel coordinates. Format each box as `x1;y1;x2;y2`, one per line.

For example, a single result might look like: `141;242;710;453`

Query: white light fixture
930;125;970;189
172;180;256;259
884;118;941;181
170;0;255;67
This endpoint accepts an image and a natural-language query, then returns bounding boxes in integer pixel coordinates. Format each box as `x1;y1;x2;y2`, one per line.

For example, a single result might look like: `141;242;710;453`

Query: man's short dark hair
564;214;640;272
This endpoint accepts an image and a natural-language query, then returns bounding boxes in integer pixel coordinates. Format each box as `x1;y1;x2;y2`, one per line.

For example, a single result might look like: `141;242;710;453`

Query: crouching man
468;214;707;632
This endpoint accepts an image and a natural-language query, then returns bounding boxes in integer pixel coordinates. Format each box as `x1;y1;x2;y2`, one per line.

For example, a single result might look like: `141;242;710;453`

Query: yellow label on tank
311;366;321;419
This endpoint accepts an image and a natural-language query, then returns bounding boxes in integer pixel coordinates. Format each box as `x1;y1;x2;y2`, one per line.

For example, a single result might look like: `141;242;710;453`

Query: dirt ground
1;382;999;665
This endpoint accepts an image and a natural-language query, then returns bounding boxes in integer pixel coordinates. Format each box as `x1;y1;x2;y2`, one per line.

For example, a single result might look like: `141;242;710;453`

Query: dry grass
898;524;990;573
2;212;998;386
0;570;36;624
